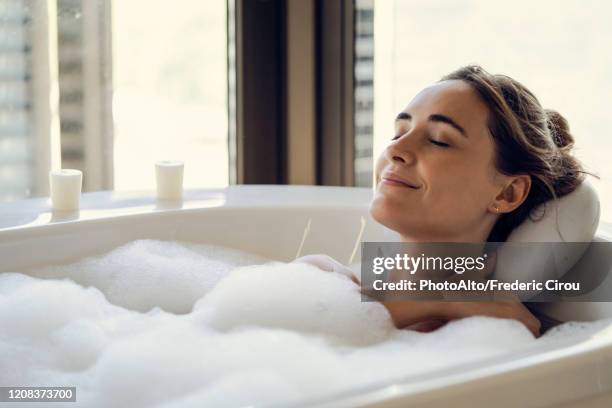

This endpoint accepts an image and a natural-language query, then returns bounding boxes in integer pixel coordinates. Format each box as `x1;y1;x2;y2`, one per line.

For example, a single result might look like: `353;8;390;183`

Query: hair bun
545;109;574;150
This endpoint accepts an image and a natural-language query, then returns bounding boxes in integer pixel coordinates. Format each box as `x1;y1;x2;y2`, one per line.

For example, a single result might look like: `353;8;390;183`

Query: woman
302;65;586;337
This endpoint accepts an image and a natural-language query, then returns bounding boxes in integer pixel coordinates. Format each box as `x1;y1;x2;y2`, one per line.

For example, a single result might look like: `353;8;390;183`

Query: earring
493;205;500;213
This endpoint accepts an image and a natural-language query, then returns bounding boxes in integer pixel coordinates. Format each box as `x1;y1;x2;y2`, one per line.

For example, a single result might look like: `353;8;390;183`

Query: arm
294;254;541;337
382;299;541;337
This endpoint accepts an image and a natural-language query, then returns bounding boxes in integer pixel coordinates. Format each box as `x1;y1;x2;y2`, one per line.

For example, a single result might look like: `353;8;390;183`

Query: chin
369;194;411;235
370;193;439;239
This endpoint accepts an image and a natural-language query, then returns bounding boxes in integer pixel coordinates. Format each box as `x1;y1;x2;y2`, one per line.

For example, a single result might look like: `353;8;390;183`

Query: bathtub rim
1;185;611;238
304;325;612;408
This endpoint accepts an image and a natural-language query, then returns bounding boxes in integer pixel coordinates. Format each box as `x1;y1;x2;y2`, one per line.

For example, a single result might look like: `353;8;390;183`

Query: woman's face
370;80;505;242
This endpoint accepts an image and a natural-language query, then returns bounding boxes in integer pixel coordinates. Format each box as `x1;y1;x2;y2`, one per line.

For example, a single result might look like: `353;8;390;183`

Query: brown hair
441;65;590;242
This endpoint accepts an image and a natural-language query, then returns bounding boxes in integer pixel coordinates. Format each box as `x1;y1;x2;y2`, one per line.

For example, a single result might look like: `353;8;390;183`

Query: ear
490;175;531;213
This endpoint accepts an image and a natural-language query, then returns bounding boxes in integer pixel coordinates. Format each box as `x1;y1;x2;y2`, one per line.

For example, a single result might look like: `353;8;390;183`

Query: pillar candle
155;161;184;200
49;169;82;211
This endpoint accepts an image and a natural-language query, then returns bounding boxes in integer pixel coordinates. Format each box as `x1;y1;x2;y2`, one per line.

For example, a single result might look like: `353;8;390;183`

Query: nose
385;134;417;165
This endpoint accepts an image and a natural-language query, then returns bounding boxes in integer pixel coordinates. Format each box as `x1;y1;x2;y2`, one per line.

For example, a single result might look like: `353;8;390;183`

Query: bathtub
1;185;611;407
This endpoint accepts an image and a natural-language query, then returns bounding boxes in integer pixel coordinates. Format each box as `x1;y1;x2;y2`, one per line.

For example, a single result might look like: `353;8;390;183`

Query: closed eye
391;133;450;147
429;139;449;147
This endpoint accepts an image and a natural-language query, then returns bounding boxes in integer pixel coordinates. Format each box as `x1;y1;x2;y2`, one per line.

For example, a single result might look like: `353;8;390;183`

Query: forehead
401;80;490;134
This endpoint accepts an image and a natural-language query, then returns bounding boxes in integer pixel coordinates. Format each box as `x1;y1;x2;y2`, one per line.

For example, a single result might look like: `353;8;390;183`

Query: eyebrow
395;112;467;137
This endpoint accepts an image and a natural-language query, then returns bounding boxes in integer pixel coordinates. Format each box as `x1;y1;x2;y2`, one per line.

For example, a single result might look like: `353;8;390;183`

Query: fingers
491;301;541;337
293;254;336;272
407;319;448;333
495;301;541;337
516;304;542;337
293;254;360;283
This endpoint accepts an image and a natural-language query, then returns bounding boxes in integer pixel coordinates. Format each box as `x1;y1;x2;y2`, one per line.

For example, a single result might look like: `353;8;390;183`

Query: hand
406;318;448;333
293;254;359;283
381;298;540;337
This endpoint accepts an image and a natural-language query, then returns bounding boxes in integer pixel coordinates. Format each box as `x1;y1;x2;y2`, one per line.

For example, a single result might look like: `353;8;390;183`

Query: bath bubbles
0;274;113;339
1;239;610;408
0;274;117;384
193;262;395;345
154;370;302;408
27;239;269;313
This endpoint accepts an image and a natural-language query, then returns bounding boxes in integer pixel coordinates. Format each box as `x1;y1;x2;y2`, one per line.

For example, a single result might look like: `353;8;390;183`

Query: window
112;0;228;191
0;0;229;202
353;0;374;187
366;0;612;224
0;0;59;201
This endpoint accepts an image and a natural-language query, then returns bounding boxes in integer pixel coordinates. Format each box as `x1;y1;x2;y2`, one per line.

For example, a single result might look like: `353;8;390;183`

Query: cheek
422;157;495;212
374;152;387;185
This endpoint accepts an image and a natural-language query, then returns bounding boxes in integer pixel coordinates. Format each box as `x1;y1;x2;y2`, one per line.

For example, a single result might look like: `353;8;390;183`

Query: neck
399;230;488;244
398;226;493;262
399;215;496;244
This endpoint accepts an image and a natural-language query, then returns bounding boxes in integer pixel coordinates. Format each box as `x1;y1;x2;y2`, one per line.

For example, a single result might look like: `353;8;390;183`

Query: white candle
155;160;184;200
49;169;83;211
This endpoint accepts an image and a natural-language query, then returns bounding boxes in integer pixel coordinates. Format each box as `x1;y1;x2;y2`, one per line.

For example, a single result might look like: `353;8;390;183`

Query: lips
381;172;420;189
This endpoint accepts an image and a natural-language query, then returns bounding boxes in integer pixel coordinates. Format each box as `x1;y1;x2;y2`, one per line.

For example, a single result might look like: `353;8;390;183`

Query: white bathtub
1;185;611;407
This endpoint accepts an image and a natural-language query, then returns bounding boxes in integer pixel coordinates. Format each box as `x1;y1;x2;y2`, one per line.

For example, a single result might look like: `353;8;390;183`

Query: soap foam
28;239;269;313
0;239;610;408
193;262;395;345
